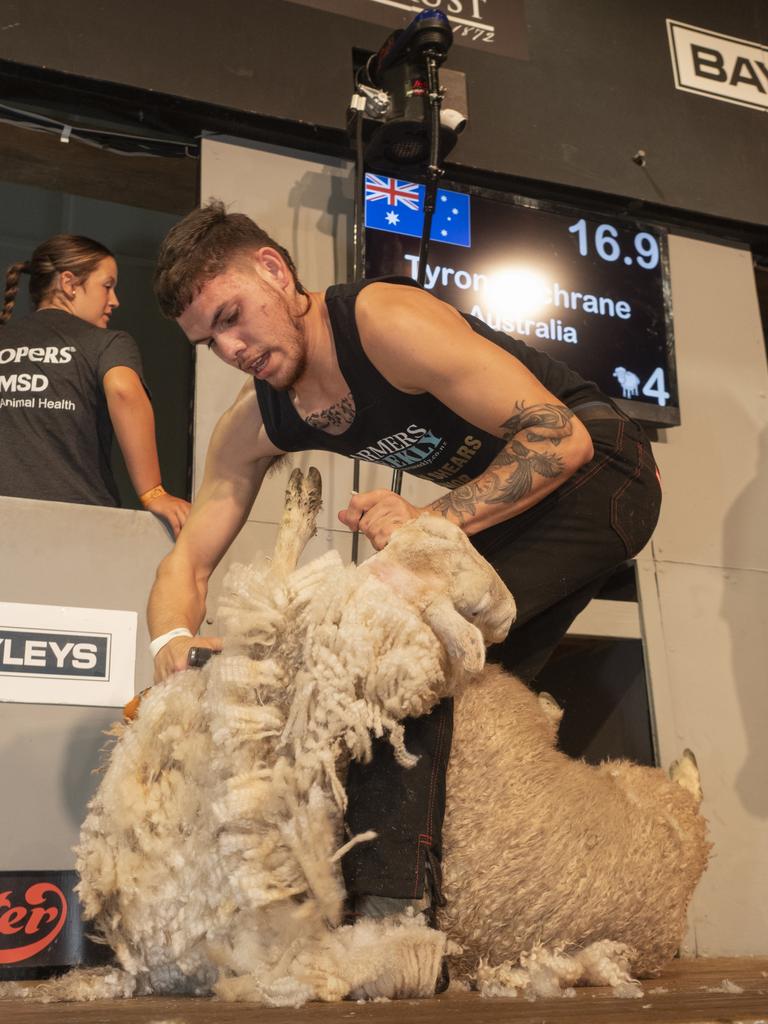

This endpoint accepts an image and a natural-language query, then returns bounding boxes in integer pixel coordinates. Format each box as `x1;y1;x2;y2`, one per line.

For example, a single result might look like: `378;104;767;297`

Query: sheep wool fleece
0;469;709;1006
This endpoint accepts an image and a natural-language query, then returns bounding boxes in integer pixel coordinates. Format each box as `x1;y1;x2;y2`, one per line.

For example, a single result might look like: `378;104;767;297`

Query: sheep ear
422;596;486;675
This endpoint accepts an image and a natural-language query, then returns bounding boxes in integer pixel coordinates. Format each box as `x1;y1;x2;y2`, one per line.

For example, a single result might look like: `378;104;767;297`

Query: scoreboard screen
364;176;679;426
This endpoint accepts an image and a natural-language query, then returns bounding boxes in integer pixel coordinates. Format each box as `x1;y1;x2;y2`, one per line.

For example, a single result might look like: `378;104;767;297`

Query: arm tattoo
499;402;574;444
432;401;575;524
305;392;356;431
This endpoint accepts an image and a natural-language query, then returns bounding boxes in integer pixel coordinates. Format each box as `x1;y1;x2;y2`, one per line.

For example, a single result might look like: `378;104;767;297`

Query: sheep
441;670;709;996
0;467;709;1005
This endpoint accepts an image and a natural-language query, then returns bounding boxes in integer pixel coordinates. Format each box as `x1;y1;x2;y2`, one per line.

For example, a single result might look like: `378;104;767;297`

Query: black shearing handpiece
186;646;219;669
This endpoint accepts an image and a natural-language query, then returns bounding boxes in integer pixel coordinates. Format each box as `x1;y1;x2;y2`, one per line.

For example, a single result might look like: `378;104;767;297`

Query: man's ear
256;247;290;289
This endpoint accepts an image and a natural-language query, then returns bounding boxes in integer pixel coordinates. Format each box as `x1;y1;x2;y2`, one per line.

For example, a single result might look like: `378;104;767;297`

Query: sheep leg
669;748;703;805
270;467;323;577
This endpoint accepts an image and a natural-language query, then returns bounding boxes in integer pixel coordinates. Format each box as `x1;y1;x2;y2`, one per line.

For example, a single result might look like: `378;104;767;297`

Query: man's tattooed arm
305;392;356;431
430;402;578;528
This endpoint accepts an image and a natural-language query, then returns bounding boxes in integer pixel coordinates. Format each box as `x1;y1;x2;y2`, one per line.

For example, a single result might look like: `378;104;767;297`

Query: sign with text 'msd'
0;602;136;707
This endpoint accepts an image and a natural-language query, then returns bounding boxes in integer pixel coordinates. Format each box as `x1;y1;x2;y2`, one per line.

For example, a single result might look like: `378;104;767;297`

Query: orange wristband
139;484;166;507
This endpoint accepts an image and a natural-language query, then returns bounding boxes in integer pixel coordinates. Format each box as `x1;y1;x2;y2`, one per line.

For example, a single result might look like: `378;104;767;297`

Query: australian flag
364;174;471;248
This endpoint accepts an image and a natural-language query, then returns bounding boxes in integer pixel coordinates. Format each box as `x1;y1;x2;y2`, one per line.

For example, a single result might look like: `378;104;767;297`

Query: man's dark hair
154;199;306;319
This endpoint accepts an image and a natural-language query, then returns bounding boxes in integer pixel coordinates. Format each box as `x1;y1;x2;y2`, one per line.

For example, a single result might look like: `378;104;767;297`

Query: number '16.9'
568;219;659;270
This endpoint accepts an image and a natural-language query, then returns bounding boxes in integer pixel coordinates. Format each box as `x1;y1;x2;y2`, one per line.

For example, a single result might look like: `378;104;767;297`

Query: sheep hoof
669;748;703;805
285;466;322;515
271;468;324;575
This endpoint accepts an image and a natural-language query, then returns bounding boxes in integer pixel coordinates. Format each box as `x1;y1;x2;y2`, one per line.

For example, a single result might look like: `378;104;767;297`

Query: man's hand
153;634;222;683
338;489;423;550
145;491;192;539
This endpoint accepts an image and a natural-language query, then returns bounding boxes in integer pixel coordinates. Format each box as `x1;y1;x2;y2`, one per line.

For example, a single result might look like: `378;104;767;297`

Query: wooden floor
3;957;767;1024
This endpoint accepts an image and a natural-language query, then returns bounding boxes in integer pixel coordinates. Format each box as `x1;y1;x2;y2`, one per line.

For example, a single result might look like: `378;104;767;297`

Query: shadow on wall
721;420;768;818
288;167;353;286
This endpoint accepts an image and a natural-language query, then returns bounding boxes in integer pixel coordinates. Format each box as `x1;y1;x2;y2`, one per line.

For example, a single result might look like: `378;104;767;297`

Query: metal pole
391;51;443;497
351;107;365;563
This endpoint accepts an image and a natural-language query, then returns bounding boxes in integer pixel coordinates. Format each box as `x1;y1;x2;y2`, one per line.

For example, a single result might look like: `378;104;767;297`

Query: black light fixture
354;10;462;179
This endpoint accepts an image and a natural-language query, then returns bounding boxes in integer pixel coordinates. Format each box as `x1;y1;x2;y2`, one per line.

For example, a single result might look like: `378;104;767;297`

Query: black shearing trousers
342;406;662;901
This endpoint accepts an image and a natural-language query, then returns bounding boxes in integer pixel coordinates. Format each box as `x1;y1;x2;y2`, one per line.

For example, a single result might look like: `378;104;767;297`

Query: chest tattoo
304;391;356;431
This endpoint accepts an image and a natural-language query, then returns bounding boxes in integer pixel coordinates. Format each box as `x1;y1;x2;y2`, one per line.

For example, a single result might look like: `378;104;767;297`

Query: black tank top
255;277;605;489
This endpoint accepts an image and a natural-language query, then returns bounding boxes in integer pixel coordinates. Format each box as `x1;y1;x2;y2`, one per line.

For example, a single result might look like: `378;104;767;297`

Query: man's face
178;257;307;391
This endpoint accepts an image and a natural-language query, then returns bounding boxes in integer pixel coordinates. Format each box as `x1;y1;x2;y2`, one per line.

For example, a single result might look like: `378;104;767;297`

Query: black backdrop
0;0;765;227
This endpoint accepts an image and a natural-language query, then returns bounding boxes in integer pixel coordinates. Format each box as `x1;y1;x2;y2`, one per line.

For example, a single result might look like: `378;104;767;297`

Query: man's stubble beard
270;303;309;393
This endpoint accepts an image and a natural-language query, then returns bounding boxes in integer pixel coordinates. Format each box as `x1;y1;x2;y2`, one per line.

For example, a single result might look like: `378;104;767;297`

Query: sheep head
364;515;516;675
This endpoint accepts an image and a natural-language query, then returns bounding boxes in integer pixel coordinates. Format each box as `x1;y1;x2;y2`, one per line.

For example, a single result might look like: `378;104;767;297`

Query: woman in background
0;234;190;536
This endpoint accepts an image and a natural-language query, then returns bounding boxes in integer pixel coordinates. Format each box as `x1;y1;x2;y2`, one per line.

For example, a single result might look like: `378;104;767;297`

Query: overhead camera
351;10;465;177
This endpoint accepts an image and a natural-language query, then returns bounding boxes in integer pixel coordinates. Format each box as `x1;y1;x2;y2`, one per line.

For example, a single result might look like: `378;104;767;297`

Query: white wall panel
640;560;768;954
637;233;768;954
653;238;768;573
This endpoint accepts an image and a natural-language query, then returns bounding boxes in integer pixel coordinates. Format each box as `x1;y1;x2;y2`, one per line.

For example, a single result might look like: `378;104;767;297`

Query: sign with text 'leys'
0;628;109;680
0;602;136;707
667;20;768;112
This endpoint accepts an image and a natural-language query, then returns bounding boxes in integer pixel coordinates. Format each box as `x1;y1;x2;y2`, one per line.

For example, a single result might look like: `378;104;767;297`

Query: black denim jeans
342;409;662;899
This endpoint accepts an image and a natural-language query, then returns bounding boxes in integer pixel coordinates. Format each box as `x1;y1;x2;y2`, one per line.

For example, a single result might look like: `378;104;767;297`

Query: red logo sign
0;883;68;963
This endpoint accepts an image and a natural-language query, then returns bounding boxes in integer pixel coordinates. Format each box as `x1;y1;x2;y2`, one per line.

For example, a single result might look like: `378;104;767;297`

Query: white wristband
149;628;193;659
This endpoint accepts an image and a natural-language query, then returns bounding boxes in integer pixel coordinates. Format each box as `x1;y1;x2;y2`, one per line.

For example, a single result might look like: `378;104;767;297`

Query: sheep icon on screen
613;366;641;398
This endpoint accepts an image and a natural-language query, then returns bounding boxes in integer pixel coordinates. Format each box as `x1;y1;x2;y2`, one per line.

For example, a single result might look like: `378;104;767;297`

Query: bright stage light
483;266;549;319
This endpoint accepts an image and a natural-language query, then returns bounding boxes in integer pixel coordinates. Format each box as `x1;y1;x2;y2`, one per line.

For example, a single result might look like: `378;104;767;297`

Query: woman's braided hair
2;261;31;325
1;235;113;325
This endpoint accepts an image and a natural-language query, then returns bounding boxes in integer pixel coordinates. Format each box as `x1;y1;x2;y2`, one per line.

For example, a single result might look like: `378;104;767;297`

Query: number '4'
642;367;670;407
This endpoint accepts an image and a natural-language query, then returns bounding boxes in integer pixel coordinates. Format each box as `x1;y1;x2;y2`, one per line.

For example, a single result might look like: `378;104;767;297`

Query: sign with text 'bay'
668;20;768;112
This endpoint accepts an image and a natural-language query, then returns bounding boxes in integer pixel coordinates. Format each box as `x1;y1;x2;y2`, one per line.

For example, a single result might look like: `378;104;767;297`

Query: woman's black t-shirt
0;309;146;506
